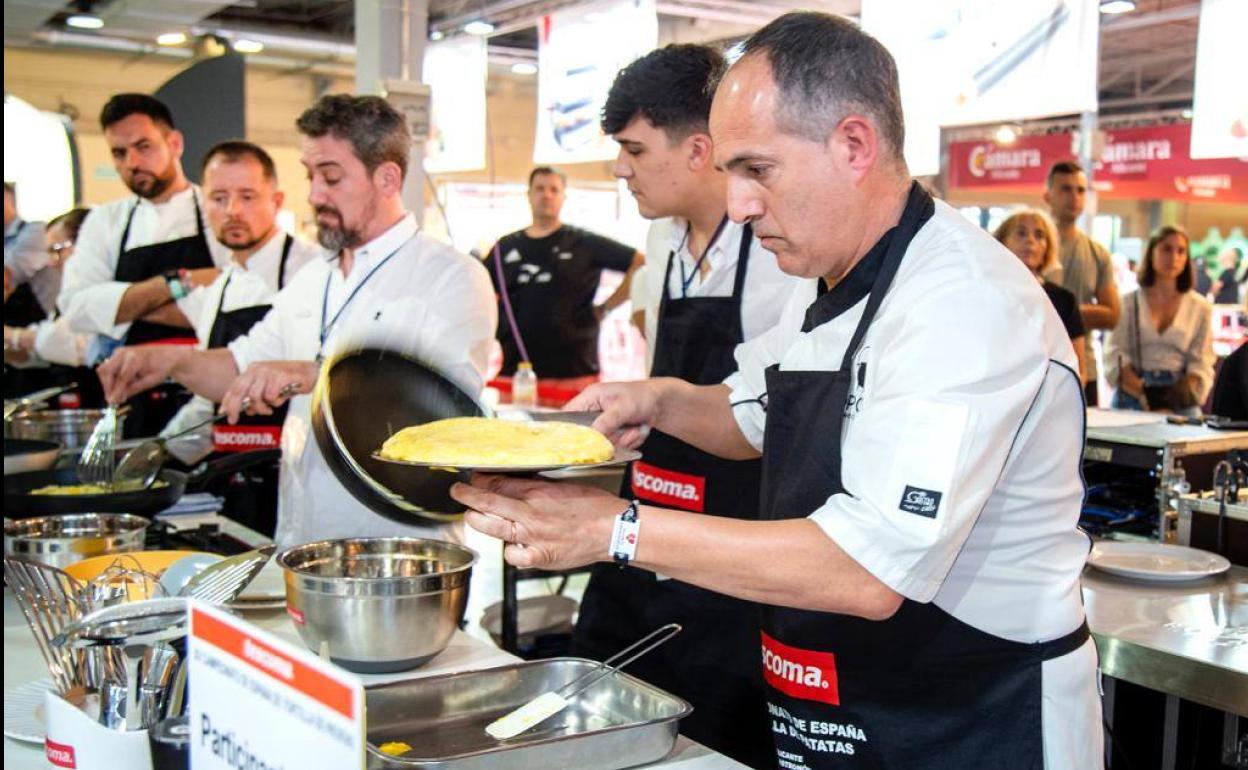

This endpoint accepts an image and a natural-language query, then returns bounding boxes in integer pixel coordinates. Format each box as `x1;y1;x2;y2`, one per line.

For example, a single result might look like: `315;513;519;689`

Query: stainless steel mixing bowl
4;513;150;569
276;537;476;674
11;409;128;449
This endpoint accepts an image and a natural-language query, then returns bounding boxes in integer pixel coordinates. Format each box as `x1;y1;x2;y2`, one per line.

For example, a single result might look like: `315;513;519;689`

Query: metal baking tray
365;657;692;769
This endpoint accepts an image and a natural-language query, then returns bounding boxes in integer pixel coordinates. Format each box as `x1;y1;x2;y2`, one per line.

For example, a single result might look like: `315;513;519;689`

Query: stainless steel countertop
1085;419;1248;453
1082;565;1247;714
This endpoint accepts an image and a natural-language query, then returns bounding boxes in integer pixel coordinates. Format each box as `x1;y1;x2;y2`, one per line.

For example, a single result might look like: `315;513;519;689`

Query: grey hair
738;11;905;162
296;94;411;180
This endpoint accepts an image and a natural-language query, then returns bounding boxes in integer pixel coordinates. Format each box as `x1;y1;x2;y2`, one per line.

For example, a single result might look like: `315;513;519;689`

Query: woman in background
993;208;1086;379
1106;225;1215;416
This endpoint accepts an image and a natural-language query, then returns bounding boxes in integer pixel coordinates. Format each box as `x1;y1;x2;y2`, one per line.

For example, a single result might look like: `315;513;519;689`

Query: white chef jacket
726;199;1101;766
159;231;321;462
57;186;232;341
228;214;497;549
634;217;801;369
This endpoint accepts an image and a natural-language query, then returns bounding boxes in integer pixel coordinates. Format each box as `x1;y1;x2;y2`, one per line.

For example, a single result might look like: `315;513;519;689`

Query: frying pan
310;347;487;526
4;439;62;476
3;448;281;519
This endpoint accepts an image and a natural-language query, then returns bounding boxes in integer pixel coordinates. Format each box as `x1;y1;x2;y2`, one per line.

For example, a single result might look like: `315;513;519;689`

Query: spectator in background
1106;225;1215;416
3;182;55;328
1210;246;1243;305
1210;341;1248;421
485;167;643;392
993;208;1085;379
4;207;104;406
1044;160;1119;406
1193;254;1213;297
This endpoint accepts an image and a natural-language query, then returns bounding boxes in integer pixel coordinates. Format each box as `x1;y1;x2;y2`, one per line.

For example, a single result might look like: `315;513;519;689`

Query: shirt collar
232;228;285;271
344;213;417;274
801;228;894;332
668;216;733;264
135;184;197;211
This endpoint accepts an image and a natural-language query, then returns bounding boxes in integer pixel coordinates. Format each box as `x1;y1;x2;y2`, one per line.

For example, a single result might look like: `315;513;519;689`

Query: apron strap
117;198;140;257
277;234;294;289
1033;619;1090;660
729;223;753;299
838;182;935;371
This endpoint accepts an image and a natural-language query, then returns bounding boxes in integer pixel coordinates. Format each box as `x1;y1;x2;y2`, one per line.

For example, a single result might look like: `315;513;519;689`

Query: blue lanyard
677;216;729;298
318;236;412;357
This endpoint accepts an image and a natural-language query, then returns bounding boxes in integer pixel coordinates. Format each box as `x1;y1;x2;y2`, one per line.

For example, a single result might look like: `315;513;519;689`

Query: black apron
757;183;1089;769
197;234;293;539
113;192;215;437
574;224;773;769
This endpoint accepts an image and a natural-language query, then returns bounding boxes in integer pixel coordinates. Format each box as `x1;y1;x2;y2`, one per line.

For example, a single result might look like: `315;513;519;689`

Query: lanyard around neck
318;235;412;357
677;216;730;298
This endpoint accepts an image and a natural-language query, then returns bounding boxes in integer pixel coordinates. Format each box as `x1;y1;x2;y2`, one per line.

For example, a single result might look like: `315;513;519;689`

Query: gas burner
144;519;254;556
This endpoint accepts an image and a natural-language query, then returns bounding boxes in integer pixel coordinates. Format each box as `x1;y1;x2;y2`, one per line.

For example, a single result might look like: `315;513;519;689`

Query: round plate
229;598;287;611
3;678;51;744
371;447;641;474
235;559;285;601
1087;541;1231;582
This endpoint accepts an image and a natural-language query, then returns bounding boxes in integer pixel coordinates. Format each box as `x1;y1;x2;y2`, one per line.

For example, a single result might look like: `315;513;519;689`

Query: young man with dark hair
58;92;231;435
156;140;320;471
486;166;642;387
455;13;1100;769
1044;159;1119;405
575;42;801;769
99;94;497;548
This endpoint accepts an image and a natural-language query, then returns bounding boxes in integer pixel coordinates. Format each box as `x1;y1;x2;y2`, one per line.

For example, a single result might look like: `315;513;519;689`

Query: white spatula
485;623;681;740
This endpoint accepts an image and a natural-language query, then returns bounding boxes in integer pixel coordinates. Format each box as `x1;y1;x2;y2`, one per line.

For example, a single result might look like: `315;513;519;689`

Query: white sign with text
187;603;366;770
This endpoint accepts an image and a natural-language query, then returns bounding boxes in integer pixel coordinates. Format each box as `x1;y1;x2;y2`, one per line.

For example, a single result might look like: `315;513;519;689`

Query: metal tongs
485;623;682;740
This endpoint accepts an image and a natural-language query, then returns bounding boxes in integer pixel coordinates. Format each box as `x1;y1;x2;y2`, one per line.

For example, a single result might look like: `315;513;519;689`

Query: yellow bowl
63;550;209;583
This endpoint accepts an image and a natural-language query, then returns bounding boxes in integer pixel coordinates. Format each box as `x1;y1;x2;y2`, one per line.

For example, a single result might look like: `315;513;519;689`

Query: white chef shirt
5;218;58;314
57;186;232;340
159;231;321;461
726;199;1100;765
229;214;497;549
635;217;801;367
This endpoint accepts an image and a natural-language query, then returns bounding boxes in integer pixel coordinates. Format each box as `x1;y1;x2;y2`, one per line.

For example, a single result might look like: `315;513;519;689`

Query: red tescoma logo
761;631;840;706
214;425;281;451
45;739;77;768
631;461;705;512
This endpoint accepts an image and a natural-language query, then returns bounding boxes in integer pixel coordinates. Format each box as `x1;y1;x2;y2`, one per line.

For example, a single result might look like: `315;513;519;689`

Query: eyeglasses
47;241;74;264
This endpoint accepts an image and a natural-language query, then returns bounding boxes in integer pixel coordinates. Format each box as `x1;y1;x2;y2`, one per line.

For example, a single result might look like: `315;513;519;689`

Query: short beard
130;172;171;200
314;198;374;252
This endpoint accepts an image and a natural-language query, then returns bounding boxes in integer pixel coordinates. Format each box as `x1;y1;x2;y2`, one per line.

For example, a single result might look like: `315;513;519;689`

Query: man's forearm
653;379;760;460
601;252;645;314
1081;303;1117;330
171;348;240;403
632;510;901;619
140;302;192;329
115;277;174;324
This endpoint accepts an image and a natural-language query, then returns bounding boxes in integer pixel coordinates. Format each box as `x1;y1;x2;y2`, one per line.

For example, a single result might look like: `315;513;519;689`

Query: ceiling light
157;32;187;46
65;13;104;29
232;39;264;53
994;124;1019;145
1099;1;1136;14
429;30;445;41
510;62;537;75
464;20;495;36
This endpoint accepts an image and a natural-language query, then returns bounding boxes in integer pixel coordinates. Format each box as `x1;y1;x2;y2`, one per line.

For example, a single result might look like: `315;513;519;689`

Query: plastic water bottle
513;362;538;408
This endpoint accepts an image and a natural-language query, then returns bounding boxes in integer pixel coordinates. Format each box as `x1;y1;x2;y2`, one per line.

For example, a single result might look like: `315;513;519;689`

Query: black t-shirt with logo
486;225;635;378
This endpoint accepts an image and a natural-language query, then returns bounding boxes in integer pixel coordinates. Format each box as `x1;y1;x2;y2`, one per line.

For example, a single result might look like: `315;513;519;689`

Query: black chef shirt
486;225;635;378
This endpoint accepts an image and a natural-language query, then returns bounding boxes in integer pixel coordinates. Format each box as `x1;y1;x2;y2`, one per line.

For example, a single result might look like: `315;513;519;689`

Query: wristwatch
163;269;188;300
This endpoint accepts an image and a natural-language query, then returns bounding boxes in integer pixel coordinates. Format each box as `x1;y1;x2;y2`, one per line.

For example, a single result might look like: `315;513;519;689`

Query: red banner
1095;124;1248;204
947;133;1077;191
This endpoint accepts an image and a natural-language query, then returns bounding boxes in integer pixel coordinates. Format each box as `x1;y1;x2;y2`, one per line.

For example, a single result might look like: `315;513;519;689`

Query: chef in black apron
112;191;215;436
575;222;773;768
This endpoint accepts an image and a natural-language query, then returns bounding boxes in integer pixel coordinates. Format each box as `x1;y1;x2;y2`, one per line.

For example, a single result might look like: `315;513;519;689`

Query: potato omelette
379;416;614;467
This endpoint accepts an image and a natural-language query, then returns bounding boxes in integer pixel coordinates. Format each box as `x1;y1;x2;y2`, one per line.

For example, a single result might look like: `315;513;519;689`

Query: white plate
3;678;51;744
229;598;287;612
236;559;285;601
1087;541;1231;582
372;447;641;474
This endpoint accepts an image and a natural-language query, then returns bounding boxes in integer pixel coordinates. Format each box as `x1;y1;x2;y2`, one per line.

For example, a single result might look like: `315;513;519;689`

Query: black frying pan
3;448;281;519
4;439;62;476
310;347;486;525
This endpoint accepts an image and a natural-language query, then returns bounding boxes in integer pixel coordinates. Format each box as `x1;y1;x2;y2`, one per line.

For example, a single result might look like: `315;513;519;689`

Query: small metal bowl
277;537;476;674
4;513;150;570
11;409;128;450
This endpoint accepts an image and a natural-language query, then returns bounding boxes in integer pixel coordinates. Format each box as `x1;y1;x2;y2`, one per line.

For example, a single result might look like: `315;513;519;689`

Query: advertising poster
863;0;1099;176
1190;0;1248;160
534;0;657;165
423;36;488;173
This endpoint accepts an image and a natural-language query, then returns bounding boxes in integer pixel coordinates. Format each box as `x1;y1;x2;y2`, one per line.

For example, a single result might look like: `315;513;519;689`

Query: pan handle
186;449;282;492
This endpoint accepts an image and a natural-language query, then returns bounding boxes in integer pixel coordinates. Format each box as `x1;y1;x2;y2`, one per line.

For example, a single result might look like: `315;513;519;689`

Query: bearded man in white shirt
99;94;497;548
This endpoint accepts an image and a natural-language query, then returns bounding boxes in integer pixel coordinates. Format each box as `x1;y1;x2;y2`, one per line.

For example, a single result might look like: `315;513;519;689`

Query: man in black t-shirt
486;167;642;380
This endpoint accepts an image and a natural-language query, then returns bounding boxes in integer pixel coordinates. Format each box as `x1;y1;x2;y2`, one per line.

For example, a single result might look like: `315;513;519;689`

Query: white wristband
609;500;641;566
